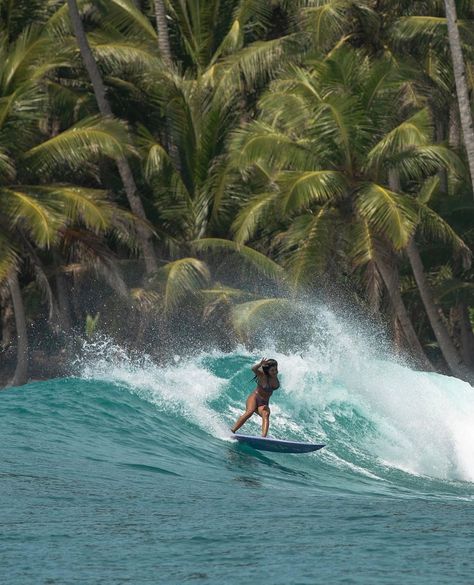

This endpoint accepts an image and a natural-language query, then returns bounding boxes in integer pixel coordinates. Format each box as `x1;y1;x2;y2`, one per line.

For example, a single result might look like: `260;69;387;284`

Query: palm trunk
406;238;473;383
154;0;173;67
55;270;73;332
444;0;474;199
384;169;434;369
8;273;28;387
376;258;434;370
66;0;158;274
455;302;474;368
1;298;14;351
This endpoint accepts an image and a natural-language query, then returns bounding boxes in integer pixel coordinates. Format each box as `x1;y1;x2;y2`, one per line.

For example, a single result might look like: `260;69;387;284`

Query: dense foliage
0;0;473;386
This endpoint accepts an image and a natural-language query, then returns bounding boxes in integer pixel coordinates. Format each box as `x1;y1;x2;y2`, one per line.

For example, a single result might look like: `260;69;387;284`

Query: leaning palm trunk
66;0;158;274
8;273;28;387
376;258;434;371
454;302;474;368
444;0;474;199
55;269;73;332
154;0;173;67
406;238;474;383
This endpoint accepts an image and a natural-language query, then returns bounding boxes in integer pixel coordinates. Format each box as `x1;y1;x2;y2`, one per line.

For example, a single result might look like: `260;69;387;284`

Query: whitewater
2;308;474;584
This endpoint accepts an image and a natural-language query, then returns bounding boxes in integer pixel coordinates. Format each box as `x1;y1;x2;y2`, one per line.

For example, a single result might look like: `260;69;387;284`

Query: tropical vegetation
0;0;473;387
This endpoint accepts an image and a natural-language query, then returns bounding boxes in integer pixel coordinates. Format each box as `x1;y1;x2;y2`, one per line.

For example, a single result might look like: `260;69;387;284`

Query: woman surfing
231;358;279;437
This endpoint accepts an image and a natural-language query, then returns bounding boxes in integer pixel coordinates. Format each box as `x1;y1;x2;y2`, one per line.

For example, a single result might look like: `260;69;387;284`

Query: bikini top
257;375;280;395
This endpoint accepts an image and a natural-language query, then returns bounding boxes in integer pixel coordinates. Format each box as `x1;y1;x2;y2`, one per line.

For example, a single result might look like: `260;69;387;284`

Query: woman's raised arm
251;357;266;374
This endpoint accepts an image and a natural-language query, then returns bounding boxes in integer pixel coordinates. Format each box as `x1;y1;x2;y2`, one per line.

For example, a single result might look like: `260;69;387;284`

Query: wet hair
262;359;278;374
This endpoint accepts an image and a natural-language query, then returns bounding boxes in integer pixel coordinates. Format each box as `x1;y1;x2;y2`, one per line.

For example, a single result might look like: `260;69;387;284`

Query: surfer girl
231;358;279;437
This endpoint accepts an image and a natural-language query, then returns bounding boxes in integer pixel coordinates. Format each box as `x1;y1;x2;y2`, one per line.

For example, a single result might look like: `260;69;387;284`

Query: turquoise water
3;317;474;584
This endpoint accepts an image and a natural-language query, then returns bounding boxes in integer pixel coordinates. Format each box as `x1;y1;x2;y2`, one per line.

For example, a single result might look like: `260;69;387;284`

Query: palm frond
355;183;417;250
418;176;440;204
300;0;350;51
193;238;284;281
25;115;134;172
87;34;163;74
232;191;279;244
151;257;211;313
279;206;335;288
0;148;15;181
418;204;472;268
1;187;62;247
391;145;464;182
347;220;383;310
36;185;118;233
277;169;347;213
231;121;315;170
0;234;20;283
231;298;292;338
99;0;158;41
366;108;432;170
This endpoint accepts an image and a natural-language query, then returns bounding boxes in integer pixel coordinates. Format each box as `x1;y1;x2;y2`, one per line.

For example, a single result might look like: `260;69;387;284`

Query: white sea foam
77;304;474;482
77;338;229;438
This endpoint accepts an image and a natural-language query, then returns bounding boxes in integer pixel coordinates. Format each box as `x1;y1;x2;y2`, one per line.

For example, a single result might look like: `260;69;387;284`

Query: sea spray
73;304;474;482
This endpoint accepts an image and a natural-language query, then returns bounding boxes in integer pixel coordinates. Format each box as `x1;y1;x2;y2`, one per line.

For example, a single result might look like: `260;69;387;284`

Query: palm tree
443;0;474;198
65;0;158;274
223;48;470;373
0;17;143;385
390;0;474;199
153;0;173;66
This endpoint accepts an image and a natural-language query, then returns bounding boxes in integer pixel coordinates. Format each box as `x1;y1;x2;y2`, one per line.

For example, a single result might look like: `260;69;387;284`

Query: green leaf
231;298;292;338
1;187;62;247
366;109;432;170
151;257;211;313
277;170;347;213
193;238;284;281
355;183;417;250
232;191;279;244
25;115;134;172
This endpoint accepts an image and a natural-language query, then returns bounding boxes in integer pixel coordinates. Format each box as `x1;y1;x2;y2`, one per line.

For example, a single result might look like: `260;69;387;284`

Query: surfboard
231;433;325;454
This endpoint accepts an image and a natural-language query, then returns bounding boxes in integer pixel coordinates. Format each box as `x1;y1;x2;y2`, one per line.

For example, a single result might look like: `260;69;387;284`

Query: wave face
3;309;474;584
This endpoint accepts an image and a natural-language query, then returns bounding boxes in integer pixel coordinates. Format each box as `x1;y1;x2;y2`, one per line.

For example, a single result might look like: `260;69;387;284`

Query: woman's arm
251;358;266;375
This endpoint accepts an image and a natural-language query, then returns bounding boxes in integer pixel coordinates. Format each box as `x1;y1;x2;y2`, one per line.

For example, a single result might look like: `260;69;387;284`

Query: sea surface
2;311;474;584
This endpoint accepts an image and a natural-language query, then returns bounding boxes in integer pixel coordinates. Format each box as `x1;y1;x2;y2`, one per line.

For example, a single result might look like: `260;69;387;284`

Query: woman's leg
257;405;270;437
231;393;257;433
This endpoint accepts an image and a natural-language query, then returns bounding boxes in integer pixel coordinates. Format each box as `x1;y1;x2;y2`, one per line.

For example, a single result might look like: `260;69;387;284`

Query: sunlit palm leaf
1;188;63;247
152;257;211;313
209;36;297;103
25;115;134;172
355;183;417;249
366;109;432;170
36;185;117;233
277;169;347;213
231;298;292;338
231;121;314;170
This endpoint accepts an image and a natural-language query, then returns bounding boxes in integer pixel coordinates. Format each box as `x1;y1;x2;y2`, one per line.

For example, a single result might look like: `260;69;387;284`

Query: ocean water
3;311;474;584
